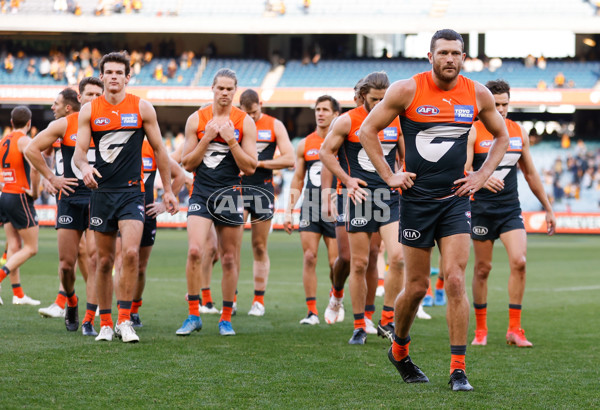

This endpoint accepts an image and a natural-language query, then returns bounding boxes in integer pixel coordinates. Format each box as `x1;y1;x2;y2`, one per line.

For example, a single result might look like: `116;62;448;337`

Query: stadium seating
197;59;270;87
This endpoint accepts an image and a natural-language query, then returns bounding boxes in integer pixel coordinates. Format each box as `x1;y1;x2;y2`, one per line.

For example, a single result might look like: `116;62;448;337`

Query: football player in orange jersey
26;79;104;335
0;106;41;306
239;89;295;317
465;80;555;348
360;29;509;390
283;96;339;325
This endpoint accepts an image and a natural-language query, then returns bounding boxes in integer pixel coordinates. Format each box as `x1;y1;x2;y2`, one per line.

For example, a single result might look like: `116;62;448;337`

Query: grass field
0;228;598;408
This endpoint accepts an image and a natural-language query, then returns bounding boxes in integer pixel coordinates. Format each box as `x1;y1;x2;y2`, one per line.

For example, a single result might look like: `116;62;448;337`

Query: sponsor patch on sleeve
120;114;138;127
258;130;272;141
382;127;398;141
509;137;523;150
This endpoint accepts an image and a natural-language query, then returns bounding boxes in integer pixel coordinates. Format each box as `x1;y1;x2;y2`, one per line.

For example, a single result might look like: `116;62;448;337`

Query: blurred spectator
54;0;67;12
167;59;177;79
303;0;310;14
132;0;142;12
179;50;194;71
143;50;153;66
537;79;547;90
567;79;576;88
39;57;50;77
91;48;101;68
554;71;565;88
26;58;36;76
153;64;164;81
3;52;14;73
561;133;571;149
65;61;77;85
524;54;535;68
488;56;502;72
80;47;91;69
537;55;547;70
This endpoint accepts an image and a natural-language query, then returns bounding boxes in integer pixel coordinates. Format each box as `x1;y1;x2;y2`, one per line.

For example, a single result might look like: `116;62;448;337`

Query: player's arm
359;79;416;190
284;139;306;234
455;83;509;196
74;103;101;189
517;124;555;235
24;118;78;195
466;125;504;194
181;112;216;172
168;156;185;197
18;136;40;199
260;119;295;170
141;99;178;215
226;115;257;176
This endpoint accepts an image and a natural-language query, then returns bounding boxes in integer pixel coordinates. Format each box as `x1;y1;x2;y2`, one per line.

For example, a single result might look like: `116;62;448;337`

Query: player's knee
387;250;404;271
97;255;114;272
252;241;268;259
58;258;76;275
187;245;203;263
351;255;369;274
303;249;318;267
122;246;139;263
474;260;492;279
444;274;465;298
220;252;236;270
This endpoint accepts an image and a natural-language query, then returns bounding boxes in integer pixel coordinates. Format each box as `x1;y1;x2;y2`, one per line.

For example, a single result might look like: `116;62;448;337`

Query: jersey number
415;125;466;162
2;139;11;168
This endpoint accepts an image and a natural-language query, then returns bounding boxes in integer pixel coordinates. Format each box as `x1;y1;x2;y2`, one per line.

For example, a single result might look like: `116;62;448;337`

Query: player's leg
439;233;472;385
176;215;212;335
114;218;144;342
324;225;350;325
94;230;117;337
216;224;243;335
3;224;40;305
130;245;152;328
57;228;84;331
299;231;322;324
248;218;271;316
471;239;494;345
347;230;371;344
76;234;89;283
434;252;447;306
376;241;386;297
200;223;219;314
81;229;99;336
364;233;381;334
500;228;532;347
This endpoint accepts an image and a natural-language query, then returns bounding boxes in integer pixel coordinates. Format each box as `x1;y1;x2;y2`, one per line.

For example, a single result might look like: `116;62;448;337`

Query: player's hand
23;187;39;200
204;119;220;141
283;212;293;234
49;175;78;196
320;188;337;222
345;177;368;204
42;178;57;196
219;120;236;143
162;192;179;215
454;170;488;197
482;176;504;193
82;166;101;190
146;201;166;218
386;171;416;191
546;210;556;236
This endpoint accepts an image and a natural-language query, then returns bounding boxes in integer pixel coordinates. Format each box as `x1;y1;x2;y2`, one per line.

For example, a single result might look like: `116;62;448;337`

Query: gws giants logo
58;215;73;224
402;229;421;240
416;105;440;116
472;226;488;235
94;117;110;126
90;217;103;226
188;203;201;212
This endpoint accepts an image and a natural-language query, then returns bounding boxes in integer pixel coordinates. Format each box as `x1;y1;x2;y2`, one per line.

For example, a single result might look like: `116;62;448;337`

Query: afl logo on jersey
69;134;77;141
306;149;319;156
479;140;493;148
403;229;421;240
94;117;110;126
416;105;440;116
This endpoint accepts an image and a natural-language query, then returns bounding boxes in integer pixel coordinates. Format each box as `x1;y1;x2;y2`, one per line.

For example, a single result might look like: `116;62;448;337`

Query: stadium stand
197;58;271;87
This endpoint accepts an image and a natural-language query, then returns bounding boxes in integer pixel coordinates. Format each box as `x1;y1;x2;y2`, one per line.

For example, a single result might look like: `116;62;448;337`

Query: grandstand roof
2;0;599;34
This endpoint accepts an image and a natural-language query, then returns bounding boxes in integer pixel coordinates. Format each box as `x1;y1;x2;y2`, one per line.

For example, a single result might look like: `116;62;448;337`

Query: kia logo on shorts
58;215;73;224
336;213;346;223
188;203;201;212
90;217;103;226
473;226;488;235
299;219;310;228
403;229;421;240
94;117;110;126
350;218;368;227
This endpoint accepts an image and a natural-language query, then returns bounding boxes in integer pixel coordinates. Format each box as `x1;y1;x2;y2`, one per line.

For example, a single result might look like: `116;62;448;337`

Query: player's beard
433;60;461;83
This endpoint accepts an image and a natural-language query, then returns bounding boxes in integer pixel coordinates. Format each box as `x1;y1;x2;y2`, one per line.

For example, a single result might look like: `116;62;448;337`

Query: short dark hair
239;89;259;109
79;76;104;95
212;68;237;87
353;77;365;98
99;51;131;77
315;95;340;113
430;29;464;53
358;71;389;98
59;88;80;112
485;79;511;98
11;106;32;129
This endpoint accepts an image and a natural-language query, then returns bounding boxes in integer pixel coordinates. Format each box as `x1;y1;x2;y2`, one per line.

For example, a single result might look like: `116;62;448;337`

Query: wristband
228;140;238;148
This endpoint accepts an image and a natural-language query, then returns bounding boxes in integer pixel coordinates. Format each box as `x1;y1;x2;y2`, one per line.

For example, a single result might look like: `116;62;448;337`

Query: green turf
0;229;598;408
